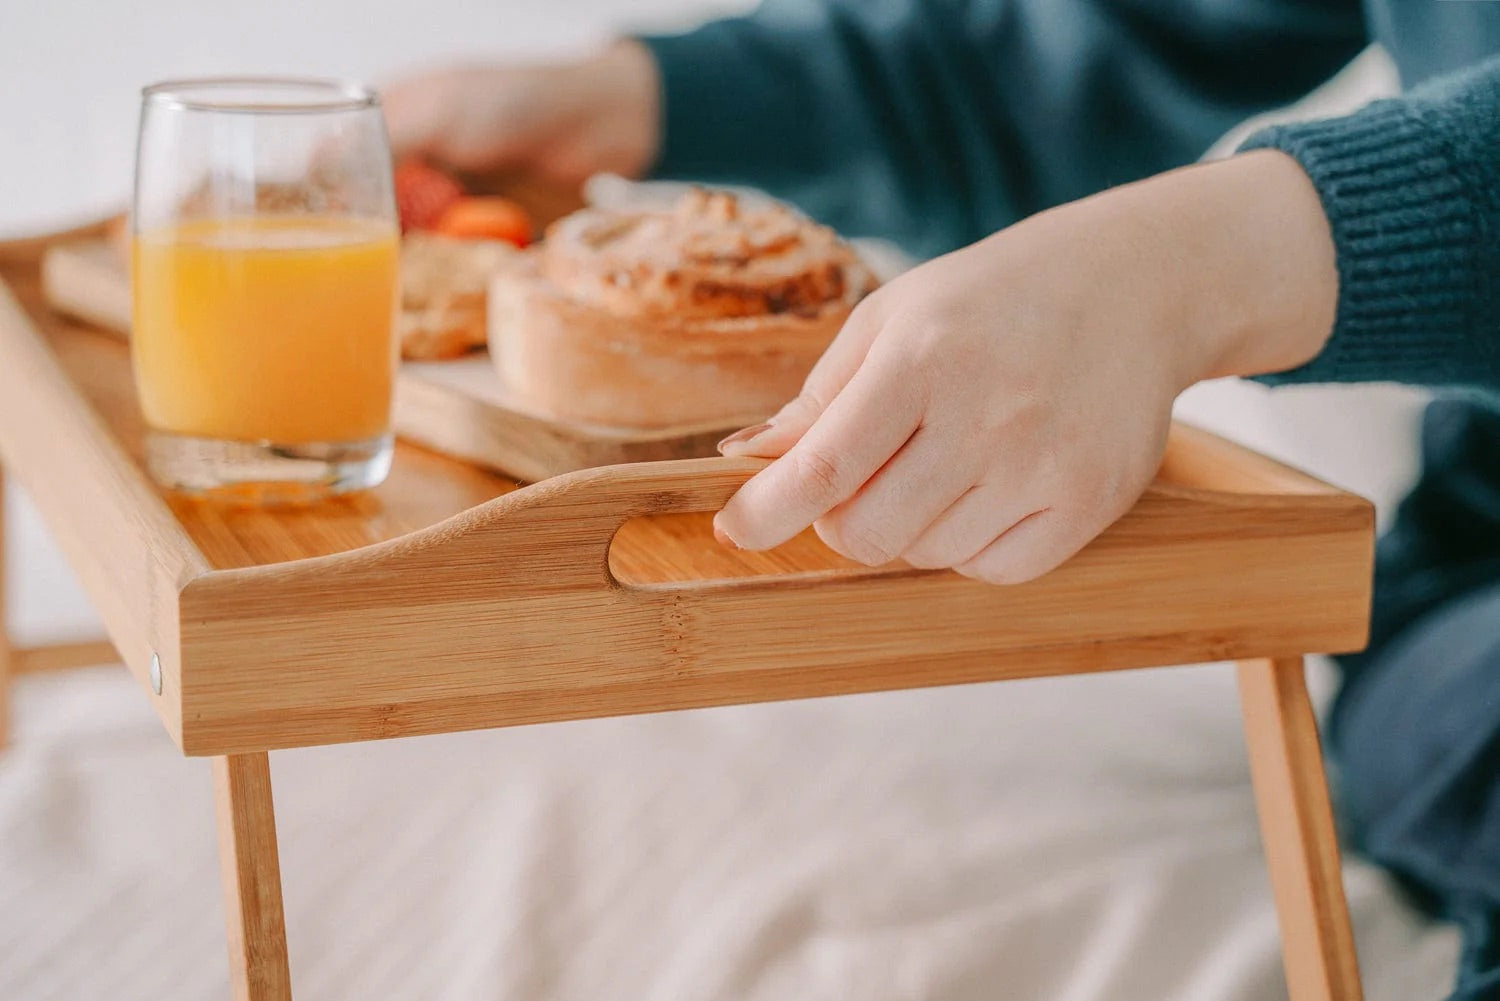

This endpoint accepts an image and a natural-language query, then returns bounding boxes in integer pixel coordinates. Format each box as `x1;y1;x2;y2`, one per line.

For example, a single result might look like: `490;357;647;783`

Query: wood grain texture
0;248;204;746
6;220;1372;1001
213;753;293;1001
397;359;747;483
1238;658;1363;1001
12;638;121;674
10;235;877;582
42;238;749;481
5;240;520;560
1;226;1376;758
174;454;1373;754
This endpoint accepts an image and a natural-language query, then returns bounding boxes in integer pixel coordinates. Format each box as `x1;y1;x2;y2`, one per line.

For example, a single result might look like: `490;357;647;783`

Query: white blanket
0;657;1459;1001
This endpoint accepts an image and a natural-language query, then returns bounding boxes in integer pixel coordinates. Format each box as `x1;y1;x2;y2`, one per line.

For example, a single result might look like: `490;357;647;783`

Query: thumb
718;294;884;459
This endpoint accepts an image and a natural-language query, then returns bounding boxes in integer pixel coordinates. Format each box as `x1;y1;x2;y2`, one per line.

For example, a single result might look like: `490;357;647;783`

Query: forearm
1002;152;1338;392
1238;55;1500;390
1104;57;1500;396
1164;151;1339;383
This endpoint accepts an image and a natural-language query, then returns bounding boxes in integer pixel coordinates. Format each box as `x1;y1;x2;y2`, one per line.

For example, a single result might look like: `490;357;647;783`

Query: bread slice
399;233;518;360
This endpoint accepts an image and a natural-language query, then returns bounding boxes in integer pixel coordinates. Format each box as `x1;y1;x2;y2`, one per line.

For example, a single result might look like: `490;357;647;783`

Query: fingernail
717;422;773;456
712;521;741;549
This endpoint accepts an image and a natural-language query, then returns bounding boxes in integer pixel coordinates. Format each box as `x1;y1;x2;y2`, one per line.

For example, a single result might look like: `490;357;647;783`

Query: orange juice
132;215;399;445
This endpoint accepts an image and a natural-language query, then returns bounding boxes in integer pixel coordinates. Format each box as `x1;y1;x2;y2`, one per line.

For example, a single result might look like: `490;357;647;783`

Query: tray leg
1237;657;1362;1001
214;753;293;1001
0;462;11;749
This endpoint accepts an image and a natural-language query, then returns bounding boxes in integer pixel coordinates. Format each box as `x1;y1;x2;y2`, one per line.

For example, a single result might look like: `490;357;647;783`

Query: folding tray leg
1237;656;1363;1001
0;462;11;749
214;752;294;1001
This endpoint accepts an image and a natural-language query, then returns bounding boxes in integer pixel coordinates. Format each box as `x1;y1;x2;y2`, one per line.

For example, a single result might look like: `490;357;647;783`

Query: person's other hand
714;151;1338;584
382;41;659;185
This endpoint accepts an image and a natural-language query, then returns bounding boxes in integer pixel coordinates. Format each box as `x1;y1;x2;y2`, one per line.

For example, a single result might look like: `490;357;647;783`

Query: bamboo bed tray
0;220;1372;1001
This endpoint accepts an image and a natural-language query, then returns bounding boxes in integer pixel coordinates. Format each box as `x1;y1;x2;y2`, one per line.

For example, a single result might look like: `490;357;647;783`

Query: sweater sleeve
638;0;1366;258
1242;55;1500;390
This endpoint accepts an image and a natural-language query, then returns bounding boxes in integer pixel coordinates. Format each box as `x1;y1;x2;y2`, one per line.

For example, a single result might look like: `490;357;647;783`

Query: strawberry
394;159;464;231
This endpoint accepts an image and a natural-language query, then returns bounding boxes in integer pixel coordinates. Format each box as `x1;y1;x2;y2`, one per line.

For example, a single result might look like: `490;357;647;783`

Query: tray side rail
0;262;200;743
177;427;1374;755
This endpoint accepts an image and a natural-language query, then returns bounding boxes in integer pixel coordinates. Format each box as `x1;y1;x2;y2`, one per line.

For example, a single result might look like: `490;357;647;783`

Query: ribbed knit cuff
1241;100;1495;387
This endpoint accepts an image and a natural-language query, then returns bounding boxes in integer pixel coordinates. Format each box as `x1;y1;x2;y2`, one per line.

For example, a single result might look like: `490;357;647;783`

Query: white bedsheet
0;657;1459;1001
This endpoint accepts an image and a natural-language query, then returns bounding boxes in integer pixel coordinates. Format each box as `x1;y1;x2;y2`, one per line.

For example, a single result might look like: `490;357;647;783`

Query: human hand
382;40;659;185
714;151;1338;583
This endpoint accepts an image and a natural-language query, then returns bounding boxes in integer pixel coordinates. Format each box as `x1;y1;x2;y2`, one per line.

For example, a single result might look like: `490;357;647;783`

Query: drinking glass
132;77;399;501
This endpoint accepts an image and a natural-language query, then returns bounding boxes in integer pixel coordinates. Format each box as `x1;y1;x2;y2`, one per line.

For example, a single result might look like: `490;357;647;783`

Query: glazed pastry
489;189;876;428
399;233;518;360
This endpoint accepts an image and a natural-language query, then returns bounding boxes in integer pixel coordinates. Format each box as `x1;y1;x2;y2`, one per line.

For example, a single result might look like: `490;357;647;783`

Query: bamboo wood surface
0;227;205;746
4;214;1370;1001
177;457;1373;754
12;638;120;674
213;753;293;1001
1237;658;1363;1001
42;238;747;481
0;226;1376;756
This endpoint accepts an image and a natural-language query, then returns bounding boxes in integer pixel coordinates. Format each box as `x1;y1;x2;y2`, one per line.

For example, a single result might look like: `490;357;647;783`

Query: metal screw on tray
149;652;162;695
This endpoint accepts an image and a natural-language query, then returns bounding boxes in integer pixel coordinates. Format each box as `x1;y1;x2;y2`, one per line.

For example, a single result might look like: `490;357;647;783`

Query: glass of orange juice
132;78;399;500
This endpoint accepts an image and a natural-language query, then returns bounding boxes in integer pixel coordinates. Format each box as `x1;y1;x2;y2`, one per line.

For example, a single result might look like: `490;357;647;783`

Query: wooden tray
1;222;1372;1001
0;221;1375;758
40;236;747;481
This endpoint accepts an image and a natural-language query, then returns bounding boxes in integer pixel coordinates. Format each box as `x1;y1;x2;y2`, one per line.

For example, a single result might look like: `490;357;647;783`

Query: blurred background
0;2;1456;999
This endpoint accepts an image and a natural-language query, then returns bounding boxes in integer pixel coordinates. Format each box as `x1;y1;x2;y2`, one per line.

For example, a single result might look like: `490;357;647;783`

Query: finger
801;293;886;401
718;294;885;459
954;509;1093;585
715;394;822;460
812;427;975;566
381;77;448;160
714;354;921;551
902;483;1041;570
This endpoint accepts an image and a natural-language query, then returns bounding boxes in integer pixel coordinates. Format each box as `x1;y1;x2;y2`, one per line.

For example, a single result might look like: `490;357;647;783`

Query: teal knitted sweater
639;0;1500;646
642;0;1500;392
640;4;1500;995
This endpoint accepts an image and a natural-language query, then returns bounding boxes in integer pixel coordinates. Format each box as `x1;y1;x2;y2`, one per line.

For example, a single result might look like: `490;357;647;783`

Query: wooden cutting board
40;239;752;482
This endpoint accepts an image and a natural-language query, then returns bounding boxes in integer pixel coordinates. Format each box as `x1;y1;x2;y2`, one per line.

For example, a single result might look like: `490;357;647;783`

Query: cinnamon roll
489;189;876;428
